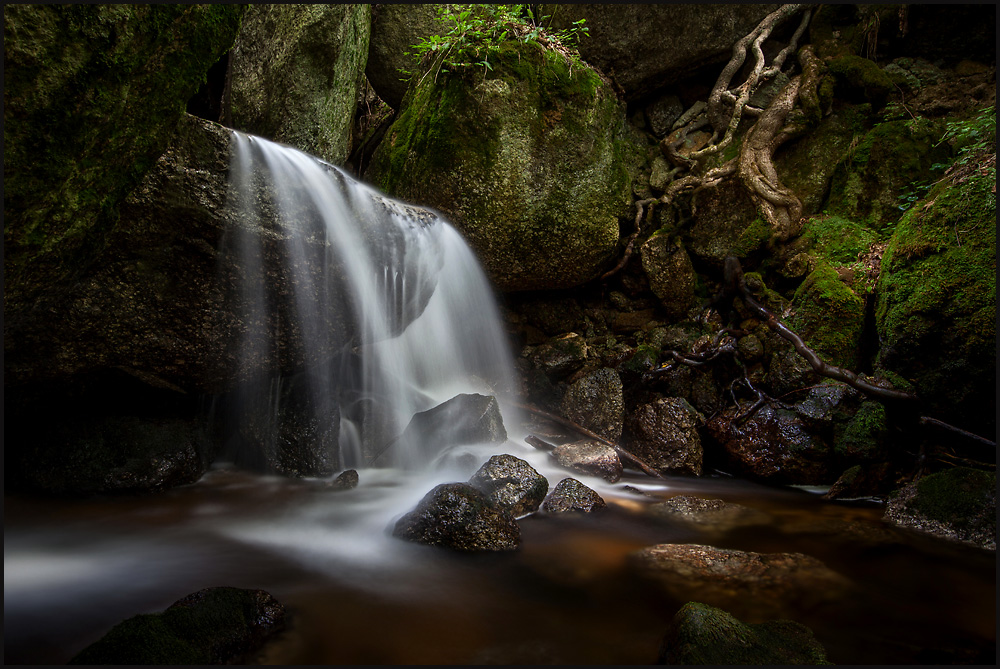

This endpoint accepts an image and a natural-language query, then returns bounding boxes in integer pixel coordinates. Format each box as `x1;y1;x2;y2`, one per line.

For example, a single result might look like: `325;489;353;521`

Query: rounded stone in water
468;454;549;517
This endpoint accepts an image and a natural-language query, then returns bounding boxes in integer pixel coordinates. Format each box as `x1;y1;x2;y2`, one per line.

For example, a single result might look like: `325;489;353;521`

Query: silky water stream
4;135;995;665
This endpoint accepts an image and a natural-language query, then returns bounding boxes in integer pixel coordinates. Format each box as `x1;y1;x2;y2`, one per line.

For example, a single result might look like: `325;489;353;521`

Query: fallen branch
514;402;664;478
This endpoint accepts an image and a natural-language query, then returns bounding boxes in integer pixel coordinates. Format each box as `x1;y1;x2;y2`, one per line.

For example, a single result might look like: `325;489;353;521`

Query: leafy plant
398;4;588;82
936;105;996;166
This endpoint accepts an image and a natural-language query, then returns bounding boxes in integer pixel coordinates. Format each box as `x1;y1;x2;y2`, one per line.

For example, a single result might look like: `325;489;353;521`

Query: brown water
5;462;995;665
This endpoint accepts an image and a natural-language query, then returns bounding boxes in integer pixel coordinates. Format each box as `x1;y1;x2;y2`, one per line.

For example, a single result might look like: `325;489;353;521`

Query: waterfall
218;132;521;474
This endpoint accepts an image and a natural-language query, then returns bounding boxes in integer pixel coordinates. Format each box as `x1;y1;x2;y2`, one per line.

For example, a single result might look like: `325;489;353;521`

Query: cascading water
218;132;522;474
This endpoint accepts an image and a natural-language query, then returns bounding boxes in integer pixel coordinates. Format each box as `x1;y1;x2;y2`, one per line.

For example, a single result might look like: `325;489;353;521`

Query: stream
5;437;995;665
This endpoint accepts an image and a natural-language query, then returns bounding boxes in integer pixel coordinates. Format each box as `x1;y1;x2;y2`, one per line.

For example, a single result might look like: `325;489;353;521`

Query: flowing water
4;136;995;665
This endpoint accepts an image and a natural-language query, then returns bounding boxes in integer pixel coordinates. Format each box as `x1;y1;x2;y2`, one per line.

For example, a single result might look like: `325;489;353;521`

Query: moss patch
790;263;866;369
911;468;996;532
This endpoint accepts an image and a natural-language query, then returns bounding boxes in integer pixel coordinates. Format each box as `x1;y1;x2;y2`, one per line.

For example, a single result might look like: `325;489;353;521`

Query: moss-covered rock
3;4;245;312
366;40;632;292
825;116;951;235
225;4;371;165
789;263;866;370
875;161;995;435
688;183;768;266
827;54;894;108
69;587;286;665
885;467;996;551
659;601;832;665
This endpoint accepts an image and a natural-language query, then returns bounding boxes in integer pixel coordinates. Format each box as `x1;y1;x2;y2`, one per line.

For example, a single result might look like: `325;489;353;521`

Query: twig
919;416;997;449
514;402;664;478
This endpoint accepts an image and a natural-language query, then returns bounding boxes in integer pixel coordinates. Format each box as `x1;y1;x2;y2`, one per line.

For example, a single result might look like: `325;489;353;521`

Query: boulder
542;4;782;100
560;368;624;442
640;234;698;320
541;478;607;514
629;544;852;622
367;39;633;292
365;4;445;109
528;332;589;380
392;482;521;551
329;469;360;491
69;587;285;665
225;4;372;164
706;405;833;486
884;467;996;552
625;398;704;476
385;394;508;465
552;440;623;483
688;184;768;267
468;454;549;517
659;601;832;665
3;4;244;315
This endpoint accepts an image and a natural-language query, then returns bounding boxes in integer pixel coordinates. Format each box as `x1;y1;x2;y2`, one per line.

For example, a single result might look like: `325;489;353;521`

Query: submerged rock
69;587;286;665
884;467;996;552
226;4;371;165
647;496;772;533
541;478;607;514
392;482;521;551
468;454;549;517
552;440;623;483
625;398;704;476
659;601;832;665
629;544;852;622
367;39;632;292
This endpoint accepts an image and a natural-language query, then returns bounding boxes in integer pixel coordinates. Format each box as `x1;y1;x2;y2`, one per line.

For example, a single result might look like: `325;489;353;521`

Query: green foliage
399;4;588;81
937;105;996;166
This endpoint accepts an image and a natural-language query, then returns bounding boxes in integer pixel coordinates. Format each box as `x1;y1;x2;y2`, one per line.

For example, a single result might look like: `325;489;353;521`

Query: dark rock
69;587;286;665
688;182;766;266
552;440;623;483
884;468;996;552
625;398;704;476
543;4;782;100
659;601;832;665
629;544;853;622
823;462;895;500
528;332;589;380
647;496;772;533
640;234;698;320
706;405;834;486
385;394;508;466
365;4;445;109
392;482;521;551
468;454;549;517
225;5;371;165
644;93;684;138
560;368;624;443
329;469;360;490
541;478;607;514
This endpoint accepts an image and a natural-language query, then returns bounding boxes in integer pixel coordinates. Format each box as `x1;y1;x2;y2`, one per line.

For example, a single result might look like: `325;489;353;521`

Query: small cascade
217;132;521;473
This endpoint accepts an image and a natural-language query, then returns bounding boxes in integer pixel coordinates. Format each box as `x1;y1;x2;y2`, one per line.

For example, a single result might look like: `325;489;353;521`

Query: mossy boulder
885;467;996;551
875;165;996;435
659;601;832;665
789;263;866;370
688;183;769;266
825;116;951;235
225;4;371;165
367;40;632;292
542;4;781;100
69;587;286;665
3;4;245;313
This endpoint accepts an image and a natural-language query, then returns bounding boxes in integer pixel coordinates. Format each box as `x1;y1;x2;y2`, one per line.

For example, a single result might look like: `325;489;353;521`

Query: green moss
827;53;893;106
799;215;880;264
624;344;660;373
730;216;772;258
791;263;865;369
834;401;888;461
912;468;996;532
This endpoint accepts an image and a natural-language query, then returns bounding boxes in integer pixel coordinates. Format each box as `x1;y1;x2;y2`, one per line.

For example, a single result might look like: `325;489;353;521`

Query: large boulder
640;233;698;320
3;4;245;313
367;39;633;292
625;398;704;476
659;601;832;665
392;482;521;551
542;4;782;100
69;587;286;665
552;439;623;482
365;4;445;110
224;4;371;164
560;368;625;443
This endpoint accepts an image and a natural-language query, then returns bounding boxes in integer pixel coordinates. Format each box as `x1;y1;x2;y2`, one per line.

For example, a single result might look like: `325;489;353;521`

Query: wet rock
392;482;521;551
226;4;371;164
560;368;624;443
69;587;286;665
552;440;623;483
659;601;832;665
528;333;588;380
469;454;549;517
884;468;996;552
541;478;607;514
387;394;508;465
544;4;781;100
647;496;772;533
629;544;852;622
640;234;698;320
329;469;359;491
367;40;632;292
706;405;833;486
823;462;895;500
625;398;704;476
